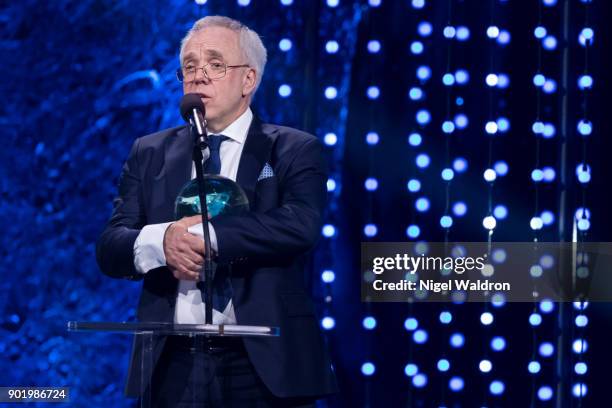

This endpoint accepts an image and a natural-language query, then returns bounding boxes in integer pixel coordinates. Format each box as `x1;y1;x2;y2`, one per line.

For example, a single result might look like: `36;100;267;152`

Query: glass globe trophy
174;174;249;220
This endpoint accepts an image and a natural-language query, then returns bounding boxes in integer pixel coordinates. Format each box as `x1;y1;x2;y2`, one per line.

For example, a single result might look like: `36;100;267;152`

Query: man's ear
242;68;257;96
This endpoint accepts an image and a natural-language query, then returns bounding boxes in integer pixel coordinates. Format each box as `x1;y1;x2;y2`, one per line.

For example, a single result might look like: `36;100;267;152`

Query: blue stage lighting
543;79;557;93
322;224;336;237
366;131;380;145
496;73;510;88
410;41;424;54
572;383;587;398
412;373;427;387
279;38;292;51
493;161;508;176
364;177;378;191
417;65;432;81
326;0;339;7
237;0;251;6
497;30;511;45
575;163;591;184
450;333;465;348
321;316;335;330
415;197;430;212
404;363;418;377
579;27;594;46
539;342;554;357
531;265;543;279
543;0;557;6
533;73;546;86
441;168;454;181
418;22;433;37
408;132;422;146
573;339;587;354
574;300;589;310
491;336;506;351
484;168;497;182
538;386;553;401
480;312;494;325
363;316;377;330
489;381;505;395
543;35;557;50
542;167;556;182
485;121;498;135
534;26;547;39
325;40;339;54
575;362;588;375
440;215;453;228
531;169;544;182
449;377;464;392
575;315;588;327
416;109;431;125
452;202;467;217
367;86;380;99
439;311;453;324
454;114;468;129
416;153;431;168
413;329;428;344
321;270;335;283
442;121;455;133
324;86;338;99
577;218;591;231
483;215;497;230
542;123;556;138
456;26;470;41
326;178;336;192
541;210;555;225
367;40;381;53
280;0;293;5
407;179;421;192
411;0;425;9
324;132;337;146
368;0;381;7
406;225;420;239
361;362;375;376
540;300;554;313
532;121;545;134
404;317;419;331
487;26;500;38
496;117;510;132
437;359;450;372
363;224;378;237
442;73;455;86
278;84;292;97
528;361;541;374
529;313;542;326
409;87;423;101
443;26;456;39
479;359;492;373
453;157;468;173
578;75;593;89
486;73;499;87
577;120;592;136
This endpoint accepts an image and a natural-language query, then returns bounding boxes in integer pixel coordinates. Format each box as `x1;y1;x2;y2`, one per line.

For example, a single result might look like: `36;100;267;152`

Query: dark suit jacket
96;116;338;398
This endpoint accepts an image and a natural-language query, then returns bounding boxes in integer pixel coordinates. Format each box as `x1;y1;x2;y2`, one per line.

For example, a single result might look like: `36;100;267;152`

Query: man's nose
194;67;210;84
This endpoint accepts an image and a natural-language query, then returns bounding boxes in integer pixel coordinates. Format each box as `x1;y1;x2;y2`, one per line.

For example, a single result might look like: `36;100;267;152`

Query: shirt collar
207;107;253;145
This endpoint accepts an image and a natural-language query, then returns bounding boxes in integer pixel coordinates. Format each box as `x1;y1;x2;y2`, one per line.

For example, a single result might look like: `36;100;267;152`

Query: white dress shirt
133;107;253;324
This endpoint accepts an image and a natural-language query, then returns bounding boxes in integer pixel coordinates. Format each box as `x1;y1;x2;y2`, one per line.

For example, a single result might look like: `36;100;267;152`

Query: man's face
181;26;255;131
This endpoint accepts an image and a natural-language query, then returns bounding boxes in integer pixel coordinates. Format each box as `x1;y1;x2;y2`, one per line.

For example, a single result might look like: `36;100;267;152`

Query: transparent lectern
67;321;279;407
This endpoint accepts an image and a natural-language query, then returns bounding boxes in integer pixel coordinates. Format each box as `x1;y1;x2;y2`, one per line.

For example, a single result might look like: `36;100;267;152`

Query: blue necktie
203;134;227;175
200;134;233;313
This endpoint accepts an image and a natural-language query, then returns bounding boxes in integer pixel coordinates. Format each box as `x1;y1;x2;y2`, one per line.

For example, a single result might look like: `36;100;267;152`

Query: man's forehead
182;27;240;60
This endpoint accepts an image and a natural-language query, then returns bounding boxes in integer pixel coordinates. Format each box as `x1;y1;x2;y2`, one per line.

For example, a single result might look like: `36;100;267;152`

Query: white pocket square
258;163;274;181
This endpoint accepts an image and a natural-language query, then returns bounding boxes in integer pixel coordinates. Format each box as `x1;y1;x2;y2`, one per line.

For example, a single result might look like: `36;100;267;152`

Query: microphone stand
189;114;214;325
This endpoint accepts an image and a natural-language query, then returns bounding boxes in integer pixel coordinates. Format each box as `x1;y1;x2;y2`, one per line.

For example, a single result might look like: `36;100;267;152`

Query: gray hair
179;16;267;94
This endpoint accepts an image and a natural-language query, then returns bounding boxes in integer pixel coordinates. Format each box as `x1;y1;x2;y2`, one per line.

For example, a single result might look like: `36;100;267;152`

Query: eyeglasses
176;62;250;82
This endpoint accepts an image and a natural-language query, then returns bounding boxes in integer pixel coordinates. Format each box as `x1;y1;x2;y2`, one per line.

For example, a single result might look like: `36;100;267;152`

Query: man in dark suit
96;15;337;407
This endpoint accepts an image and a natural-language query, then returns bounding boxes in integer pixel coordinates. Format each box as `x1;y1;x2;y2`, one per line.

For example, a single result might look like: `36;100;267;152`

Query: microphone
180;93;208;148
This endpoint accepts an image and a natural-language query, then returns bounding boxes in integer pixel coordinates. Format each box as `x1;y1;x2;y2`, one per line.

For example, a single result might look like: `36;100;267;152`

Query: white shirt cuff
133;222;173;274
187;223;219;254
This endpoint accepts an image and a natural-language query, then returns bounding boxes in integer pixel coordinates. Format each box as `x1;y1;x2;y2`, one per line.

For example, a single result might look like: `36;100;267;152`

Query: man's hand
163;215;205;281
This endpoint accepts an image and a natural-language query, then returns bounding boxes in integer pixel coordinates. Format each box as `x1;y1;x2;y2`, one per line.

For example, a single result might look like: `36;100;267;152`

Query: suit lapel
235;116;277;207
160;125;192;221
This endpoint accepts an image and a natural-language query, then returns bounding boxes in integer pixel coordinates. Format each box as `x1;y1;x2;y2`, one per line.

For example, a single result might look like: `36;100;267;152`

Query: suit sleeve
211;137;327;265
96;138;147;280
